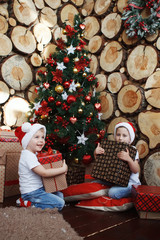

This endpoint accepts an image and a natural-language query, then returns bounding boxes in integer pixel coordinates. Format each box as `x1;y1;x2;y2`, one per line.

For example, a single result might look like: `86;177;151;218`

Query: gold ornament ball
80;33;84;37
25;111;32;117
89;112;93;117
82;72;87;77
62;29;67;35
55;85;64;93
81;101;85;106
78;108;83;114
74;57;79;62
74;158;79;164
73;67;78;73
83;53;87;57
76;82;81;88
97;134;100;138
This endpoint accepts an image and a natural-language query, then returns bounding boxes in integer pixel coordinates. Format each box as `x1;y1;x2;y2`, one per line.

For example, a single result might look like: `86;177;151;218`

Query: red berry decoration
63;57;69;63
63;81;70;88
48;96;54;102
67;95;76;104
100;130;105;137
82;154;92;164
94;103;101;111
41;100;48;107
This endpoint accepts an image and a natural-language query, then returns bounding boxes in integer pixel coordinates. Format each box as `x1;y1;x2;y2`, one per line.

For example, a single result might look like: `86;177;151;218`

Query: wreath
122;0;160;39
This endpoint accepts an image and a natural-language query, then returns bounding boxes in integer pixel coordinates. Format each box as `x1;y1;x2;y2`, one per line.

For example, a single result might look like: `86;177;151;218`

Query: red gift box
132;185;160;219
38;151;67;193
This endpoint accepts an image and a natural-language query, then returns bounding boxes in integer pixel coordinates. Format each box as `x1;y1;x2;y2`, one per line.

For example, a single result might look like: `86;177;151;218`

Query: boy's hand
95;143;105;155
117;148;132;162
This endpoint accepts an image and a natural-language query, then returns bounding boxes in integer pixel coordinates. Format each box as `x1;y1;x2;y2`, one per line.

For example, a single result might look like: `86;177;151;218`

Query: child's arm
32;160;68;177
117;148;140;174
94;143;105;159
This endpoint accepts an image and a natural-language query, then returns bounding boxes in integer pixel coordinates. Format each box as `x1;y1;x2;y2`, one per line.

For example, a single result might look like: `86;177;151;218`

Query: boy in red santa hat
94;122;141;199
15;122;68;210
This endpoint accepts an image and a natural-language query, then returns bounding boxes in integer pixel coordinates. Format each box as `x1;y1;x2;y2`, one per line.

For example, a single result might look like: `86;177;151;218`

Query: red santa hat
114;122;136;144
15;122;46;149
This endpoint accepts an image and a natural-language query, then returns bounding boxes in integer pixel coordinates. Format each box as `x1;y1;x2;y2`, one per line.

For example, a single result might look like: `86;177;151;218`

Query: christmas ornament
77;133;88;145
67;95;76;104
62;91;68;100
81;101;85;106
63;81;70;88
70;116;77;124
48;96;54;102
78;108;83;114
76;82;81;88
33;101;42;111
67;45;76;54
57;62;66;71
56;101;62;106
94;103;101;111
80;24;85;30
121;0;160;39
89;112;93;117
69;80;77;92
82;72;87;77
25;111;32;117
73;67;78;73
43;82;50;89
41;114;47;119
55;85;64;93
74;158;79;164
82;154;92;164
62;29;67;34
74;57;79;62
63;57;69;63
76;46;82;51
85;95;91;102
100;129;105;137
41;100;48;107
80;33;84;37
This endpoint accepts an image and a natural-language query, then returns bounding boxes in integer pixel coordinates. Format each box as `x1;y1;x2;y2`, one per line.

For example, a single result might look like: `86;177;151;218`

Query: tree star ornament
33;101;42;111
69;80;77;92
67;45;76;54
77;133;88;145
62;91;68;100
57;62;67;71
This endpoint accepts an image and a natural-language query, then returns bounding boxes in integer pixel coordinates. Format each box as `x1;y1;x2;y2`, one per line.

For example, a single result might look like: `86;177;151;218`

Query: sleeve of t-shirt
25;152;41;170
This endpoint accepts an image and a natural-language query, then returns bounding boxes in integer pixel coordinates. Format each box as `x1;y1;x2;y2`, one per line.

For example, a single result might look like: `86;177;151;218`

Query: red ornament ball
56;101;62;106
48;96;54;102
82;154;92;164
85;95;91;102
67;95;76;104
63;81;70;88
63;57;69;63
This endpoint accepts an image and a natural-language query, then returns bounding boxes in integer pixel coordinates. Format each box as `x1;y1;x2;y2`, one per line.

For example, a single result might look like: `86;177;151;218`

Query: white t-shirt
18;149;43;194
128;149;141;186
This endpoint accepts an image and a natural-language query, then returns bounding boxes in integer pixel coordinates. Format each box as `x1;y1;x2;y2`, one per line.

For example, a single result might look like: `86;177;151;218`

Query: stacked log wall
0;0;160;185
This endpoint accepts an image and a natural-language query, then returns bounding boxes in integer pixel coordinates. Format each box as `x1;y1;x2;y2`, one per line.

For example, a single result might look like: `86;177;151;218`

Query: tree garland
122;0;160;39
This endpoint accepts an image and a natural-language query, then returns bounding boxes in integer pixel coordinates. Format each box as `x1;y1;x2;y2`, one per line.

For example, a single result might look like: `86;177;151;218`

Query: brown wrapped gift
38;152;68;193
91;140;137;187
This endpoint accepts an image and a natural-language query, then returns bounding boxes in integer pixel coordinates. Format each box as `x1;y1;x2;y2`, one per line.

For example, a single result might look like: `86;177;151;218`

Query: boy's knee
108;188;121;199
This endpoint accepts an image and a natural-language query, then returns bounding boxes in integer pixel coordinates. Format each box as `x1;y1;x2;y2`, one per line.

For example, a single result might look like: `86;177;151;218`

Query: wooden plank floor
1;195;160;240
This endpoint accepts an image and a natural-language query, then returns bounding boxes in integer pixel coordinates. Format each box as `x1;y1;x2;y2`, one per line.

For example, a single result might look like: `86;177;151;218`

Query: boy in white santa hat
15;122;68;210
94;122;141;199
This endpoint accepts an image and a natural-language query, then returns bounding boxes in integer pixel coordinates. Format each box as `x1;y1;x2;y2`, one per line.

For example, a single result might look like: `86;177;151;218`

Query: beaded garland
121;0;160;39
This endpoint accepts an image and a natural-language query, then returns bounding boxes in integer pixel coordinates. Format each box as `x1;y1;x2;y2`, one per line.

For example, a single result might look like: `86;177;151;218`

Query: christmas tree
28;14;107;166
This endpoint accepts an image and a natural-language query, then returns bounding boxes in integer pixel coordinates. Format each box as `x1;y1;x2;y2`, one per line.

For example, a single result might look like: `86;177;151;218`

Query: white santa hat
15;122;46;149
114;122;136;144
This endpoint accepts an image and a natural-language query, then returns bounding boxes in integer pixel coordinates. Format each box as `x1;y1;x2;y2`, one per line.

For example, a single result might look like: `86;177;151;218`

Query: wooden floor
1;195;159;240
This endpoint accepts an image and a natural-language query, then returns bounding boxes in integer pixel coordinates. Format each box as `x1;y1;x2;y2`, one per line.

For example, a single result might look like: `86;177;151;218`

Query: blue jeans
93;180;132;199
21;187;65;210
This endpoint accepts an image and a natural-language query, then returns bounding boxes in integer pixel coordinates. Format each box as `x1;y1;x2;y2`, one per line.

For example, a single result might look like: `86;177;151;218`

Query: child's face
26;129;45;154
115;127;131;144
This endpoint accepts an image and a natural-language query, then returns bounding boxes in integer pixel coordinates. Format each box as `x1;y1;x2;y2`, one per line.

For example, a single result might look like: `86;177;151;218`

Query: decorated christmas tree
28;14;107;166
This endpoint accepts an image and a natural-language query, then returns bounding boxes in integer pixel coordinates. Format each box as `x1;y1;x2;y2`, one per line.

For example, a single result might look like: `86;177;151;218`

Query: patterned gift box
38;152;68;193
91;140;137;187
0;131;22;202
132;185;160;212
66;165;85;186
